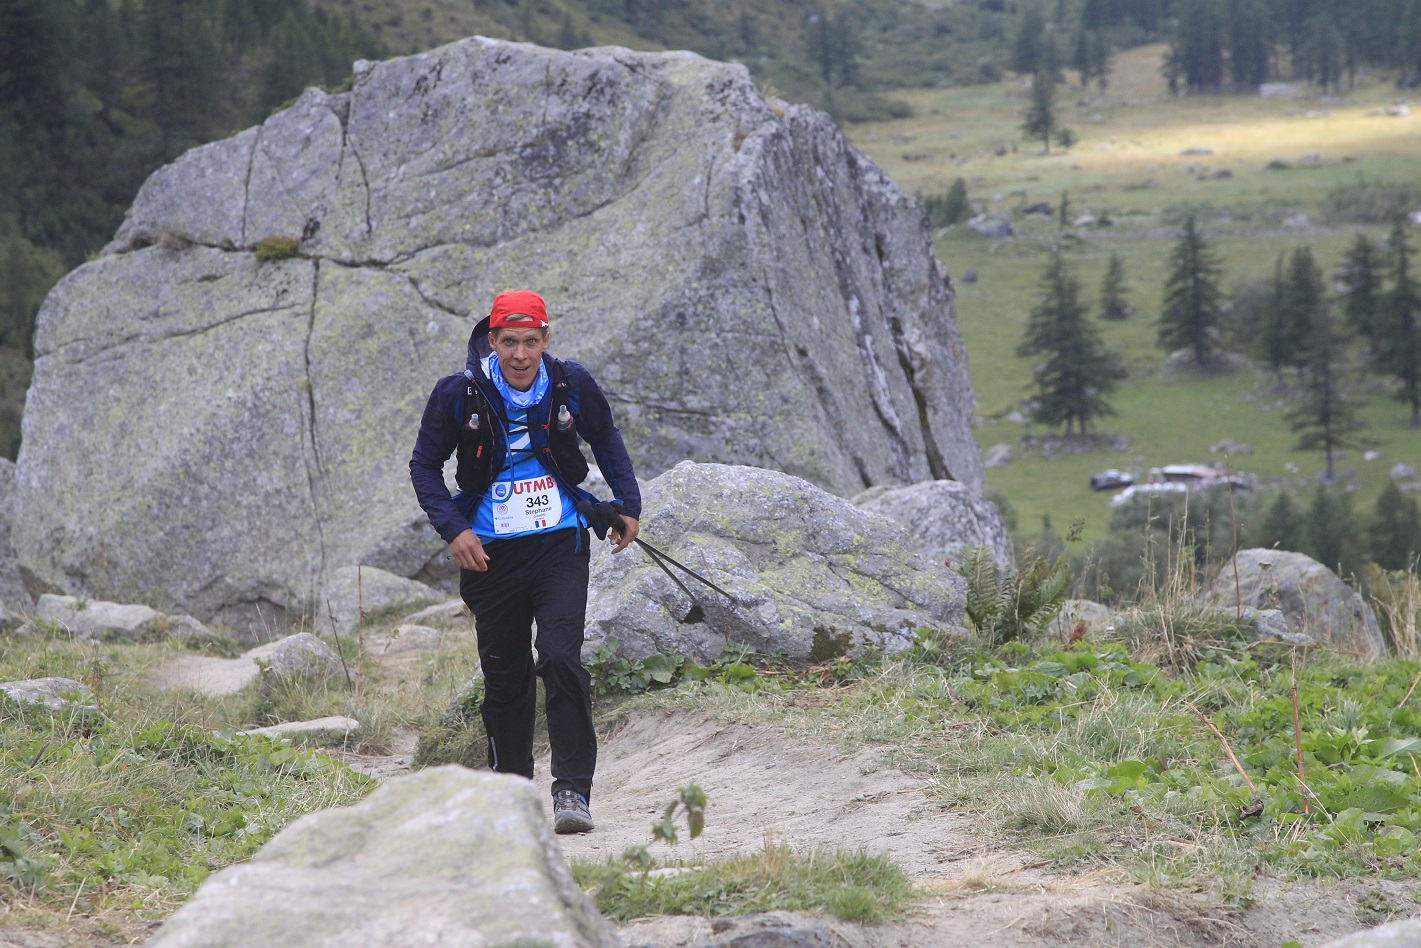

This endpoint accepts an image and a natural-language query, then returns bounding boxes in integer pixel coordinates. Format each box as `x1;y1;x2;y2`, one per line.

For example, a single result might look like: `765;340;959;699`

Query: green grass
0;626;483;941
622;625;1421;901
845;44;1421;543
572;843;915;923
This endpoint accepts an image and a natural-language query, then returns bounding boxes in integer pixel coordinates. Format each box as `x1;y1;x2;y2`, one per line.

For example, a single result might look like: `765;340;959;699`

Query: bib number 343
491;475;562;535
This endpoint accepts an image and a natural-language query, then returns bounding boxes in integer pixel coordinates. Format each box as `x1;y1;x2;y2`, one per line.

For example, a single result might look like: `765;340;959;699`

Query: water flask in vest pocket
555;404;574;433
465;412;480;432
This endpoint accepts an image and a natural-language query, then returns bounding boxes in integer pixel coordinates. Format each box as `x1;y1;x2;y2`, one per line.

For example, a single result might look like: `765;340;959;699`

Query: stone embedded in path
34;594;163;642
1207;549;1386;660
0;677;99;713
853;479;1013;570
586;462;966;661
144;768;619;948
1321;918;1421;946
18;36;982;638
238;716;361;743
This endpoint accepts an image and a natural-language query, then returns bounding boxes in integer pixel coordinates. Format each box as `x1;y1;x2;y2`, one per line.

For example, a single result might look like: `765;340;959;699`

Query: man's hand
449;529;490;571
609;516;639;554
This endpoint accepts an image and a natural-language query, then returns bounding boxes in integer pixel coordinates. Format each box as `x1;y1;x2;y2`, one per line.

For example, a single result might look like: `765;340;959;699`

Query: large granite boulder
0;458;27;609
853;479;1013;570
0;677;100;713
323;566;442;641
145;767;619;947
16;37;982;635
585;461;967;661
1207;549;1387;660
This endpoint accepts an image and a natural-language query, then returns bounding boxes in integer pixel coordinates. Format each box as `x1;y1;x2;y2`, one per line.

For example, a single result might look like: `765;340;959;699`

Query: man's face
489;327;549;390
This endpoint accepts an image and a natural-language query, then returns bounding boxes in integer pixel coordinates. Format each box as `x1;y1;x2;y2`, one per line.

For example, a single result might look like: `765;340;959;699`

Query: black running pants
459;527;596;802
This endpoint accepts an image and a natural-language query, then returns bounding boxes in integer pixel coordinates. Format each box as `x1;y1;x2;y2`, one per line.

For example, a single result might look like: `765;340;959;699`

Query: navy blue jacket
409;320;642;544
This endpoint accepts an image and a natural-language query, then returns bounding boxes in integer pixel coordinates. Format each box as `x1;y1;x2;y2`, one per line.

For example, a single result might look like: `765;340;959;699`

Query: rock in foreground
586;462;966;661
1208;550;1386;660
18;37;980;635
145;768;618;948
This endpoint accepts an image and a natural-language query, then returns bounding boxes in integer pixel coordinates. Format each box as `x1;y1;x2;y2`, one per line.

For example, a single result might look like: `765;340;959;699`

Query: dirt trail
542;710;1009;879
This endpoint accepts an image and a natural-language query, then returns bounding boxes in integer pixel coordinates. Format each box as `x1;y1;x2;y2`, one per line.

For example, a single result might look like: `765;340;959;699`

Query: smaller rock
1321;918;1421;947
1072;213;1098;227
239;716;362;742
1210;439;1253;456
1180;147;1213;156
0;677;100;713
1364;450;1382;462
1210;169;1233;179
248;633;344;687
324;566;443;639
708;913;845;947
1281;212;1312;230
984;443;1013;468
1050;600;1114;638
35;594;163;642
966;213;1013;239
367;624;450;655
1390;463;1418;481
960;270;978;284
1259;82;1299;97
165;613;216;642
1299;152;1322;164
400;599;471;627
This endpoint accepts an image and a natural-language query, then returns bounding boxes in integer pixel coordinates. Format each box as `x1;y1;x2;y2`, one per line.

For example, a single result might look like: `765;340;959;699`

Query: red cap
489;291;550;329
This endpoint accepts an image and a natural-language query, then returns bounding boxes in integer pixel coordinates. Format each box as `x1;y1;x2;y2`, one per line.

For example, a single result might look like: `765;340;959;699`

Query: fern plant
957;545;1070;646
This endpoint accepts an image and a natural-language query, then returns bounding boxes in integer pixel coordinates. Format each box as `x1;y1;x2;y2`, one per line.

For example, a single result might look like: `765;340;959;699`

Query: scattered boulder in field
1259;83;1299;97
1050;600;1115;639
983;443;1012;468
367;624;450;655
853;479;1013;570
144;768;618;948
967;213;1013;238
1390;463;1418;482
249;633;344;687
34;593;163;642
0;677;99;713
0;459;26;609
1207;550;1386;660
1282;212;1312;230
1161;348;1253;376
18;37;982;638
586;462;967;662
239;716;361;743
1321;918;1421;947
324;566;442;639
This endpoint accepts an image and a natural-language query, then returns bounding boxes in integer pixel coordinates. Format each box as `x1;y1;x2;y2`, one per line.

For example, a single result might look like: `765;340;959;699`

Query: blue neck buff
486;353;550;409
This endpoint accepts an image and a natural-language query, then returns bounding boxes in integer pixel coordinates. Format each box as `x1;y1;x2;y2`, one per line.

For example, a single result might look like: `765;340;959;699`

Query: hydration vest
455;358;590;501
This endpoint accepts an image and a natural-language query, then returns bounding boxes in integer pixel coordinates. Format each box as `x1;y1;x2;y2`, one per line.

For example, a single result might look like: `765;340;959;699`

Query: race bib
489;475;563;535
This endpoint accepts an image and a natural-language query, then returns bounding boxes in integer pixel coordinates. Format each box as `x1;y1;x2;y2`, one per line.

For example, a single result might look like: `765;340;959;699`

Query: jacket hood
466;315;494;374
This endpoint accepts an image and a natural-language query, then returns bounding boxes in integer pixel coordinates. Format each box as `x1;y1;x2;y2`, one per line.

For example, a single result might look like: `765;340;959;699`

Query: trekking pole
575;500;738;603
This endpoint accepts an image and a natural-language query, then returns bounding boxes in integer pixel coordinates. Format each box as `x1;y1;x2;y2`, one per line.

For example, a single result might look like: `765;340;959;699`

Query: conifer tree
1017;247;1126;435
1167;0;1224;92
1378;217;1421;425
1285;300;1364;482
1369;480;1421;570
1099;251;1130;320
1339;233;1382;343
1266;245;1328;376
1254;490;1303;552
942;177;970;225
1303;485;1360;577
1011;4;1047;74
1022;62;1058;153
1089;30;1113;89
1158;214;1225;368
1226;0;1271;89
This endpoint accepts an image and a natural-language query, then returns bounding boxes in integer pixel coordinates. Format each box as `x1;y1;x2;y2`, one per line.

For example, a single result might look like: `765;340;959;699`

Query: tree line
1017;213;1420;475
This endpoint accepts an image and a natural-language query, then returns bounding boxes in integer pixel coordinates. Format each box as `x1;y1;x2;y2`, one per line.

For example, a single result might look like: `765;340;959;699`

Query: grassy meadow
848;44;1421;541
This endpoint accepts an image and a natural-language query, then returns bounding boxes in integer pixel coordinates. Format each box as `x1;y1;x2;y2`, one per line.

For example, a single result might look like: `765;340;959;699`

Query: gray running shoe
553;789;595;834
